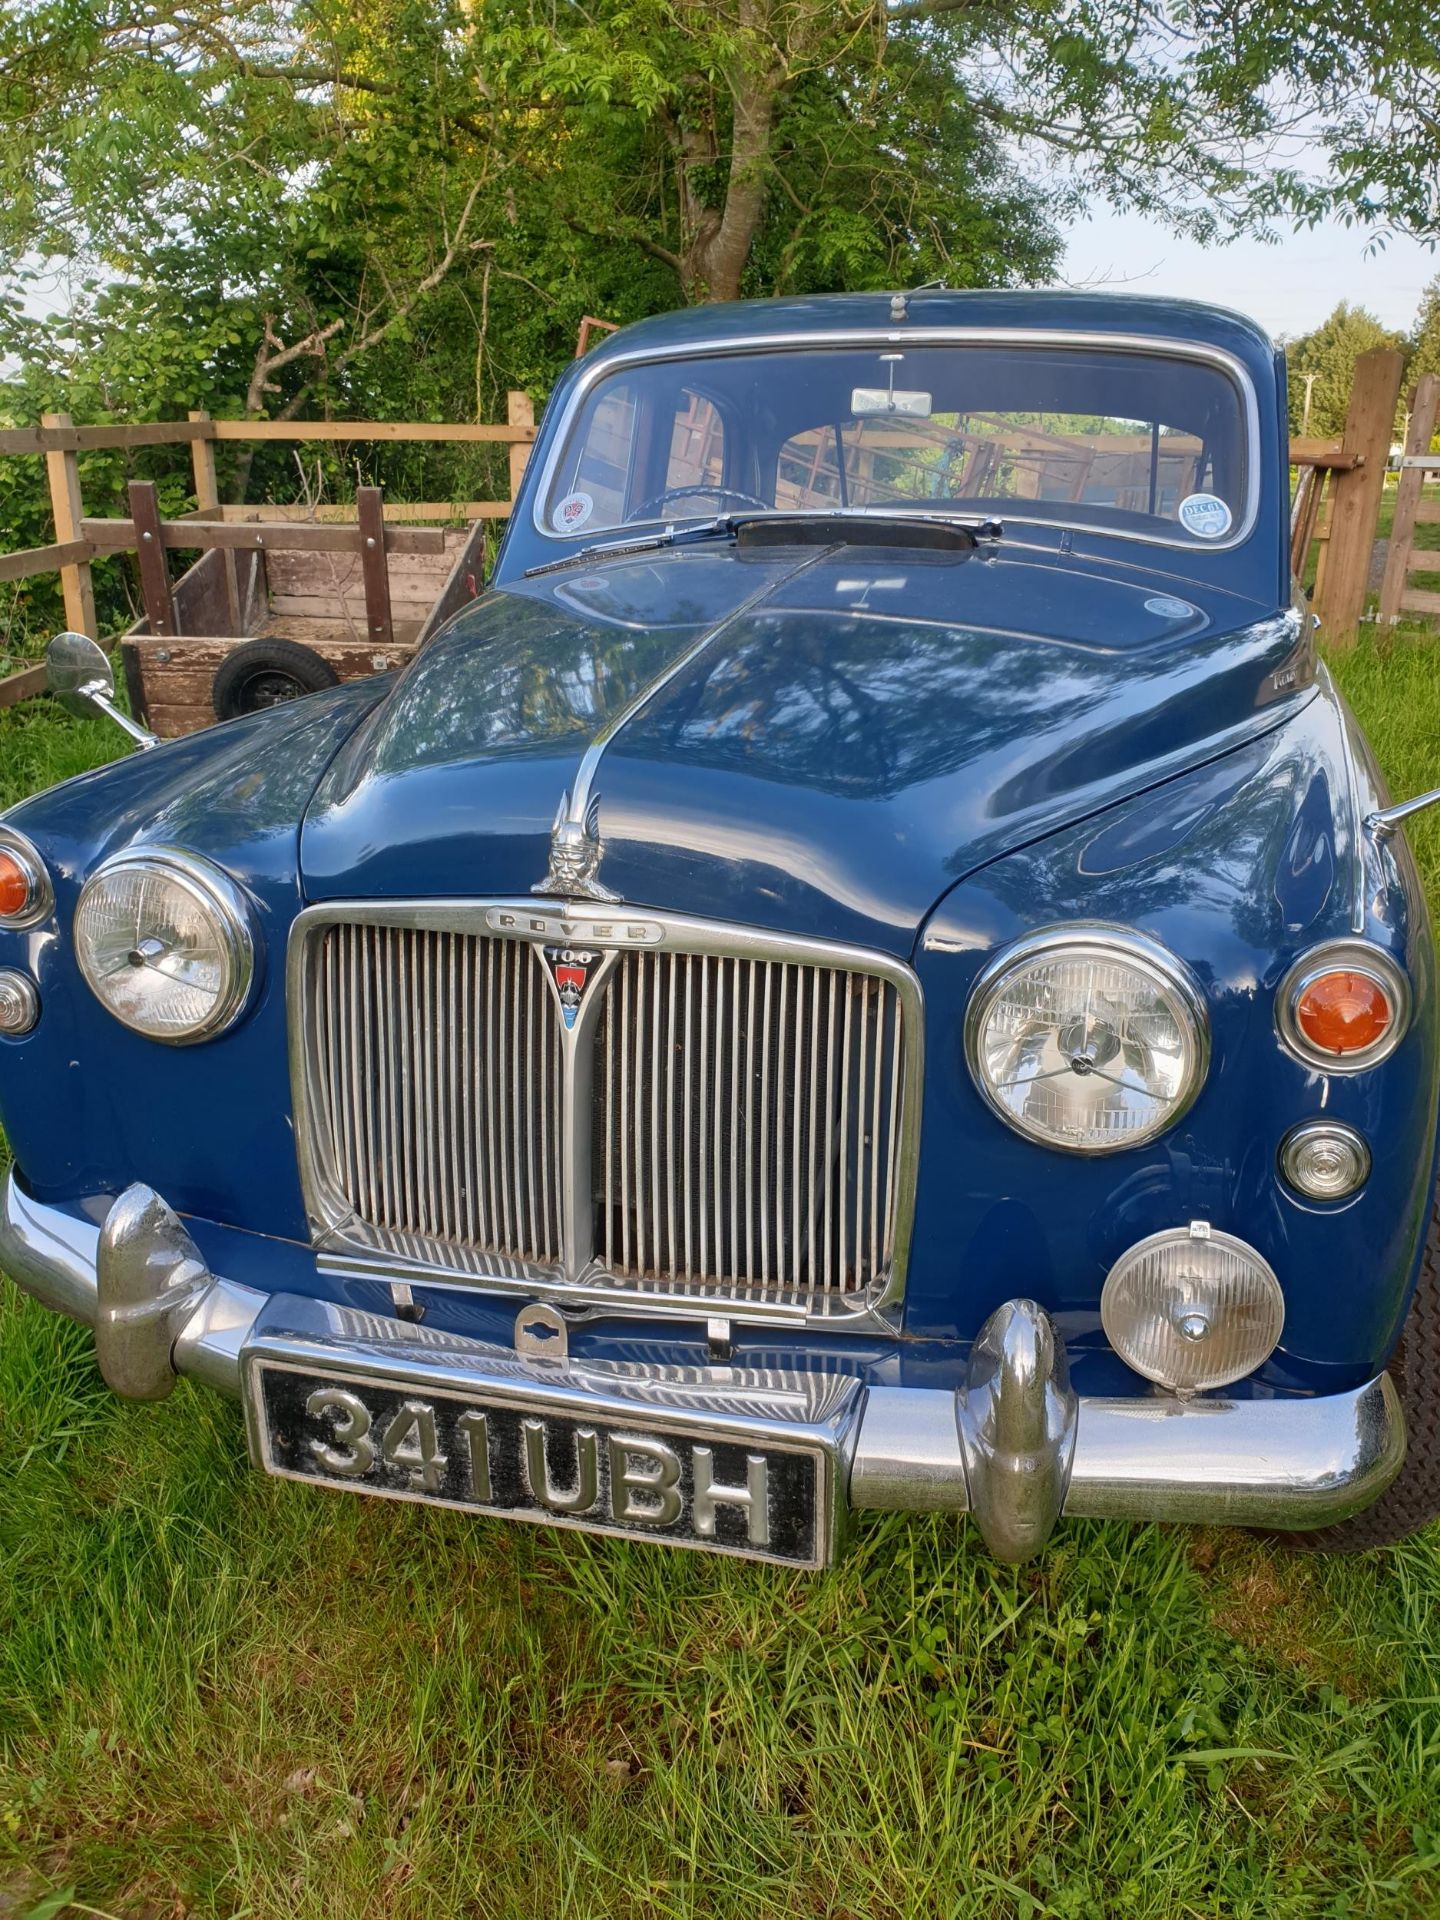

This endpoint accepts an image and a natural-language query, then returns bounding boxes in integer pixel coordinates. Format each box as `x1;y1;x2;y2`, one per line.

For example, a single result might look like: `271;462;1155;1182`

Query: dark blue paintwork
1;290;1435;1401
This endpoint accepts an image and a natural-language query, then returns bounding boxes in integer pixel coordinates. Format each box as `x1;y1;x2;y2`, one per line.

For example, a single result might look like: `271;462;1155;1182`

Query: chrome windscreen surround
287;900;925;1330
0;823;54;928
1274;939;1411;1073
528;327;1263;556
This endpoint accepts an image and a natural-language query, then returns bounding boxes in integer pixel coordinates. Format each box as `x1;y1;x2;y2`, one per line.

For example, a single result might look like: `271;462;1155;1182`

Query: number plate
247;1359;828;1566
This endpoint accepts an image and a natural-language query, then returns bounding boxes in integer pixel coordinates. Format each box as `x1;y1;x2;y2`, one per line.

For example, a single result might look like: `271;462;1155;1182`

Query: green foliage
1409;276;1440;388
1283;303;1406;441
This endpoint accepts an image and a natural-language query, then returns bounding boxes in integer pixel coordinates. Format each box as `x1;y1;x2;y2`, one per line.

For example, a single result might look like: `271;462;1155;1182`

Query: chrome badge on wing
533;789;620;903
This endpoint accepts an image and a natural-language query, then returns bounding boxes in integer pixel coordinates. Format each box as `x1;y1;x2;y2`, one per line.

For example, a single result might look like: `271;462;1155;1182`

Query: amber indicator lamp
0;850;36;922
1295;970;1393;1057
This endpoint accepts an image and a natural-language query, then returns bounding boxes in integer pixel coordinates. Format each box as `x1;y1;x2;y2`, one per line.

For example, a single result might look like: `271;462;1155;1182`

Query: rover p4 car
3;290;1438;1565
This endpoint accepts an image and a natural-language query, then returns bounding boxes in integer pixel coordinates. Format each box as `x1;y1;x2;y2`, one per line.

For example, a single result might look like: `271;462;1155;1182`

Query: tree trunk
677;6;781;301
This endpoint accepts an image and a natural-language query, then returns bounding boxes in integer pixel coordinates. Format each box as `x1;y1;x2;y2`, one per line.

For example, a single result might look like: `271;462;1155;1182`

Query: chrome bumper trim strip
1;1173;1407;1555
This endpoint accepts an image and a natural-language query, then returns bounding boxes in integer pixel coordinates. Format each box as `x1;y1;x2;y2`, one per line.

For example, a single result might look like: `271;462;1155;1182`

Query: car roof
579;289;1278;373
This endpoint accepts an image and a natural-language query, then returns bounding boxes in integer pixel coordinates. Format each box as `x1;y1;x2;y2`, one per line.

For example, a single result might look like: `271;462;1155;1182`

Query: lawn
4;633;1440;1919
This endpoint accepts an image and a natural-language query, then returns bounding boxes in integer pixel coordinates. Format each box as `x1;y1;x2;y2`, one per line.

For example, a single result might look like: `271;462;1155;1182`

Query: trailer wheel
211;640;340;720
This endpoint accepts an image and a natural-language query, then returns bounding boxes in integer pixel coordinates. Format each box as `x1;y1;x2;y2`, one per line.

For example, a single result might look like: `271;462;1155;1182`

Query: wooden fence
0;394;536;711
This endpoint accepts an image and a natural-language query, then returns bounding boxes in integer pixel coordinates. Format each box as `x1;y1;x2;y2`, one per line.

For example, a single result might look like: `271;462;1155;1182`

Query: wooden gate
1378;373;1440;627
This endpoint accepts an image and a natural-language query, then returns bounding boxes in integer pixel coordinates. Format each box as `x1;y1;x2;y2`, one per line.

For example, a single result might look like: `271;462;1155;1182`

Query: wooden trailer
116;493;487;738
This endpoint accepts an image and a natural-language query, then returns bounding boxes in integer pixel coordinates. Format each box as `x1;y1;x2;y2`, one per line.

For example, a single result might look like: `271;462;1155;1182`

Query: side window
665;391;725;491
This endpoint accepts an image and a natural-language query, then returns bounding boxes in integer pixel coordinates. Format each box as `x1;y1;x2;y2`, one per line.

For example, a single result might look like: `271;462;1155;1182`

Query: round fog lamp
1280;1120;1370;1200
1101;1223;1284;1393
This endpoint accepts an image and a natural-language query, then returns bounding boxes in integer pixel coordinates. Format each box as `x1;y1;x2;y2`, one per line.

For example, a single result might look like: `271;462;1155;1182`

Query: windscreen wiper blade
523;507;1004;579
523;516;739;577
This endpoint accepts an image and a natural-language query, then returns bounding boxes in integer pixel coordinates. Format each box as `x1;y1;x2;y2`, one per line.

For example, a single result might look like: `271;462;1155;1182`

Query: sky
1059;206;1437;341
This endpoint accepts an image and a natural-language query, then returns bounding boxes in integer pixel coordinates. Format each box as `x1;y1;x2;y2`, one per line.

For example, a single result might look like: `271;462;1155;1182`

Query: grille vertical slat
593;950;908;1312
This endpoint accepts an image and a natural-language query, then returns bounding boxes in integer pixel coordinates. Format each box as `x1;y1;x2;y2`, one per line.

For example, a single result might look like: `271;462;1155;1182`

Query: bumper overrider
0;1173;1407;1565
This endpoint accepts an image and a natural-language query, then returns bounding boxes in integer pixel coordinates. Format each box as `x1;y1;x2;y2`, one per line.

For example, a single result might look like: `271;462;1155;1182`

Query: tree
1282;304;1404;441
1411;276;1440;385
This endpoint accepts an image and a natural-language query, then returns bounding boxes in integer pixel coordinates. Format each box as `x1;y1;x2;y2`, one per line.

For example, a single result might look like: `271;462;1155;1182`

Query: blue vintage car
3;289;1438;1565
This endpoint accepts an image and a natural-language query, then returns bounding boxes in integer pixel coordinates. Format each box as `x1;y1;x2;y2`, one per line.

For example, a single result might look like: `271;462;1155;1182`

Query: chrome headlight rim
964;922;1211;1156
75;845;257;1044
0;824;54;929
1274;938;1410;1074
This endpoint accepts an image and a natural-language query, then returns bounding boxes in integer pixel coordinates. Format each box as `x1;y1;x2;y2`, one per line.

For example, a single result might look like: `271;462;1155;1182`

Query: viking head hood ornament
534;789;621;902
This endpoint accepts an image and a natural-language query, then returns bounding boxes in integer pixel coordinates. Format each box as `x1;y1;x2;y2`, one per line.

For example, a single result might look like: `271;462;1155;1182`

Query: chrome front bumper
0;1173;1407;1563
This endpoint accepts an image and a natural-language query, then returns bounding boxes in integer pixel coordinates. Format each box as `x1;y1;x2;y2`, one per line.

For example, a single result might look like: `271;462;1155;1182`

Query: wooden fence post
507;390;534;502
128;480;177;638
189;409;241;632
1312;347;1403;647
41;410;97;637
356;486;393;645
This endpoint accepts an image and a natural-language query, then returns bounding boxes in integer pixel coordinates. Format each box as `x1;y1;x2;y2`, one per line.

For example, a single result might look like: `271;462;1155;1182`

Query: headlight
965;926;1209;1153
75;848;256;1043
1102;1222;1284;1392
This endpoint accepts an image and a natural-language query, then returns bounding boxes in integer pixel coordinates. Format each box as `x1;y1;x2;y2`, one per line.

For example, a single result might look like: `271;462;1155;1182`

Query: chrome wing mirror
45;633;158;750
1367;790;1440;841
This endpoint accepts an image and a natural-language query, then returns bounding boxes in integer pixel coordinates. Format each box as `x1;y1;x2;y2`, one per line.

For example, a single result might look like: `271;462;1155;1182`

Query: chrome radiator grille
596;952;906;1310
293;905;922;1325
309;924;564;1265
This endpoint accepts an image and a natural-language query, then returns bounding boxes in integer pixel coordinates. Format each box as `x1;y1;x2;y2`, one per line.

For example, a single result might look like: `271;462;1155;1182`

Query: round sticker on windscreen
1178;492;1232;540
552;491;594;534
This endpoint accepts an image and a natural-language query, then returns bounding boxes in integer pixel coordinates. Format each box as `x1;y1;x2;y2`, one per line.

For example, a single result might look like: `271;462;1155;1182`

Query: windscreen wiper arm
523;516;739;577
523;507;1004;578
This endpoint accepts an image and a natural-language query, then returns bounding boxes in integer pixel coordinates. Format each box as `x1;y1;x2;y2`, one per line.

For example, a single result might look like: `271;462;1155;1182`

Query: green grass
5;640;1440;1918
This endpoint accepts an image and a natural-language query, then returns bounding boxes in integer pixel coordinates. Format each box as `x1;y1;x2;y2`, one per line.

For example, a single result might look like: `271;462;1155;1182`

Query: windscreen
541;343;1250;549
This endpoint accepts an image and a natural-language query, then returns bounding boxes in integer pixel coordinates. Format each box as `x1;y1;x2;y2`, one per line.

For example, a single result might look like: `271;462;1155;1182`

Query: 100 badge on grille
247;1360;829;1565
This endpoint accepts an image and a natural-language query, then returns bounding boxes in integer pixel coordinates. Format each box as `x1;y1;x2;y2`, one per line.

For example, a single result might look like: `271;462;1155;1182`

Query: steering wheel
627;482;771;523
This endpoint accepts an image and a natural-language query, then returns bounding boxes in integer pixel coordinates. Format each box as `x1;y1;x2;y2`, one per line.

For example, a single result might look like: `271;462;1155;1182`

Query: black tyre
211;639;340;720
1270;1192;1440;1552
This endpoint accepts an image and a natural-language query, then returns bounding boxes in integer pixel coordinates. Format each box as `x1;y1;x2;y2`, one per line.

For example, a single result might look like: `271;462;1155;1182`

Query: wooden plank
0;538;96;585
261;547;458;593
132;631;419;739
266;592;438;623
129;481;177;637
0;664;48;710
1399;588;1440;616
189;409;241;631
508;391;535;498
212;501;513;523
417;517;491;646
1414;501;1440;526
356;487;394;645
1313;347;1404;645
80;517;447;556
1288;438;1357;471
0;419;217;456
41;411;97;636
210;419;536;444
